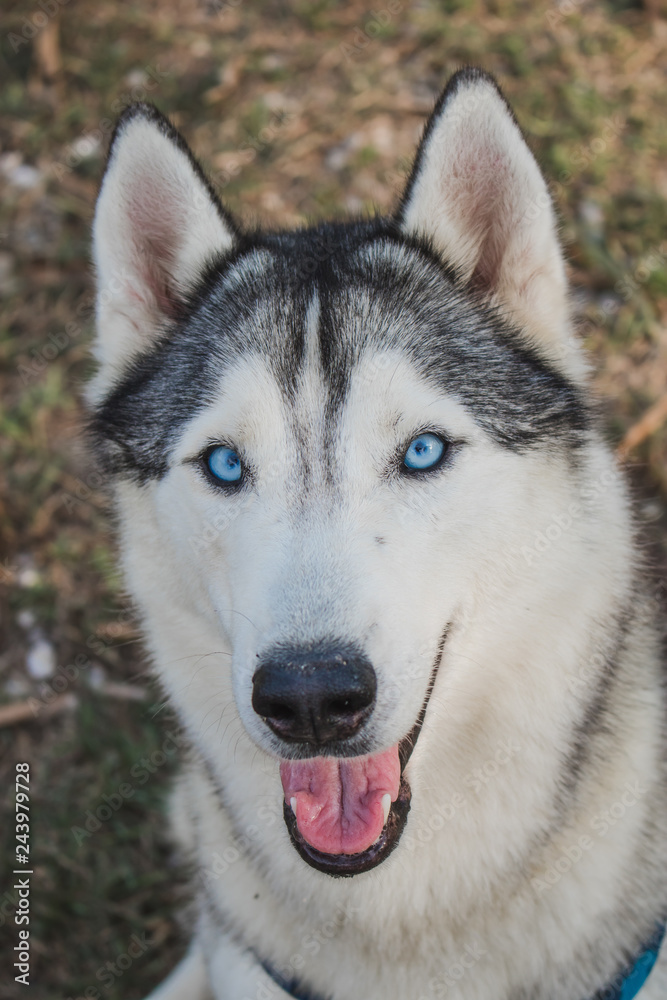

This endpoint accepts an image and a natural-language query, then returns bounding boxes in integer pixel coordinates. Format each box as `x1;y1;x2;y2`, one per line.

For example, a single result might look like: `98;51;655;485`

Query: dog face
91;70;591;874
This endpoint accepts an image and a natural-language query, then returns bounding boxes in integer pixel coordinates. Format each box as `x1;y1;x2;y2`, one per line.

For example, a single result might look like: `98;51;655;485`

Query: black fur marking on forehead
90;218;590;484
318;237;590;452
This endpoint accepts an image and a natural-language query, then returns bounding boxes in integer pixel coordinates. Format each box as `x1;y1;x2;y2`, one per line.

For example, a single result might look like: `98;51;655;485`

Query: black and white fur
89;68;667;999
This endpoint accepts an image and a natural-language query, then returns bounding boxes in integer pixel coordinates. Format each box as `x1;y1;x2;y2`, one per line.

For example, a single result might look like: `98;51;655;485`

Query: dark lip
282;629;447;878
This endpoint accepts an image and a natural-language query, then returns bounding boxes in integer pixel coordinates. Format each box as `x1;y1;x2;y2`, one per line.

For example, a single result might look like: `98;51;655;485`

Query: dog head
90;69;595;876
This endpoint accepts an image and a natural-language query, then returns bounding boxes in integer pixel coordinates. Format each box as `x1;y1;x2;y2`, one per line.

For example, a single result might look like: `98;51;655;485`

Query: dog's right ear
398;69;582;378
91;104;236;393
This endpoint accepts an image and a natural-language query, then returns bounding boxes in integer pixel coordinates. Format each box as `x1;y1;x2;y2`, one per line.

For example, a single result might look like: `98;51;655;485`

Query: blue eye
206;446;243;484
403;433;447;472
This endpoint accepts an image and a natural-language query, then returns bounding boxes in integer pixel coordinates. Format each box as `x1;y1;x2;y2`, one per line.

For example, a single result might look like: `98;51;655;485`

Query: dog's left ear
91;103;236;394
399;68;578;374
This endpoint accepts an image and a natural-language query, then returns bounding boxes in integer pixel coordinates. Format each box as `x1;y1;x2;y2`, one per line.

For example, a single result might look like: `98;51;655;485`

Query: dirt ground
1;1;666;997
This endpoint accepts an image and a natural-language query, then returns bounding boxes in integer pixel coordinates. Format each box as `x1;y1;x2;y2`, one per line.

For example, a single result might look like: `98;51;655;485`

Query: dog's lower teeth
382;793;391;824
290;797;297;816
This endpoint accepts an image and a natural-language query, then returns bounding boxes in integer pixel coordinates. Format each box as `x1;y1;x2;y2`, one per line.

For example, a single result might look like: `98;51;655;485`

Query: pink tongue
280;747;400;856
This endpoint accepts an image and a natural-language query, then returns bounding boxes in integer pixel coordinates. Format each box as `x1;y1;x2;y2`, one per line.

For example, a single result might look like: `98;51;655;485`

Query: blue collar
590;922;666;1000
258;956;331;1000
260;922;666;1000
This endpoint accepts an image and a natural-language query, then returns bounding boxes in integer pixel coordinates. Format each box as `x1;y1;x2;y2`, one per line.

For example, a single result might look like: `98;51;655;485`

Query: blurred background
1;1;666;997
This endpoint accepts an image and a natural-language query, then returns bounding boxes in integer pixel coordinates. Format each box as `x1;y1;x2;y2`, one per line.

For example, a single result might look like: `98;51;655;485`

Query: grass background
1;0;666;997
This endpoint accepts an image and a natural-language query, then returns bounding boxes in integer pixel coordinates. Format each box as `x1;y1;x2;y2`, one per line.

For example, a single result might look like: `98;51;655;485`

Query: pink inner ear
125;185;184;320
456;146;514;294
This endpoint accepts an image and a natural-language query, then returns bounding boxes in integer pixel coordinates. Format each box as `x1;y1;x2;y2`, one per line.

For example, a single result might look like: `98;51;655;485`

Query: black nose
252;645;377;747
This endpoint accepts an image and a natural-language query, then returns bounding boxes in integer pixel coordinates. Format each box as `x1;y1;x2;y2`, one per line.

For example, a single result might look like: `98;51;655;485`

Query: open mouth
280;651;442;878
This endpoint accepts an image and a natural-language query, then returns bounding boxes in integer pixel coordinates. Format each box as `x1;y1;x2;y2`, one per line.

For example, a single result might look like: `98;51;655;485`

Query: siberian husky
89;68;667;1000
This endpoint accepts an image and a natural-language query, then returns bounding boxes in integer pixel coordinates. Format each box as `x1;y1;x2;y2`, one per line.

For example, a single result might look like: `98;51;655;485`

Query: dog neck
589;922;665;1000
258;922;665;1000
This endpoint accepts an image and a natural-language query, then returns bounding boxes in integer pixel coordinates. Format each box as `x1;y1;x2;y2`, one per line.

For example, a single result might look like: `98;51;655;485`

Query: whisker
230;609;260;632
